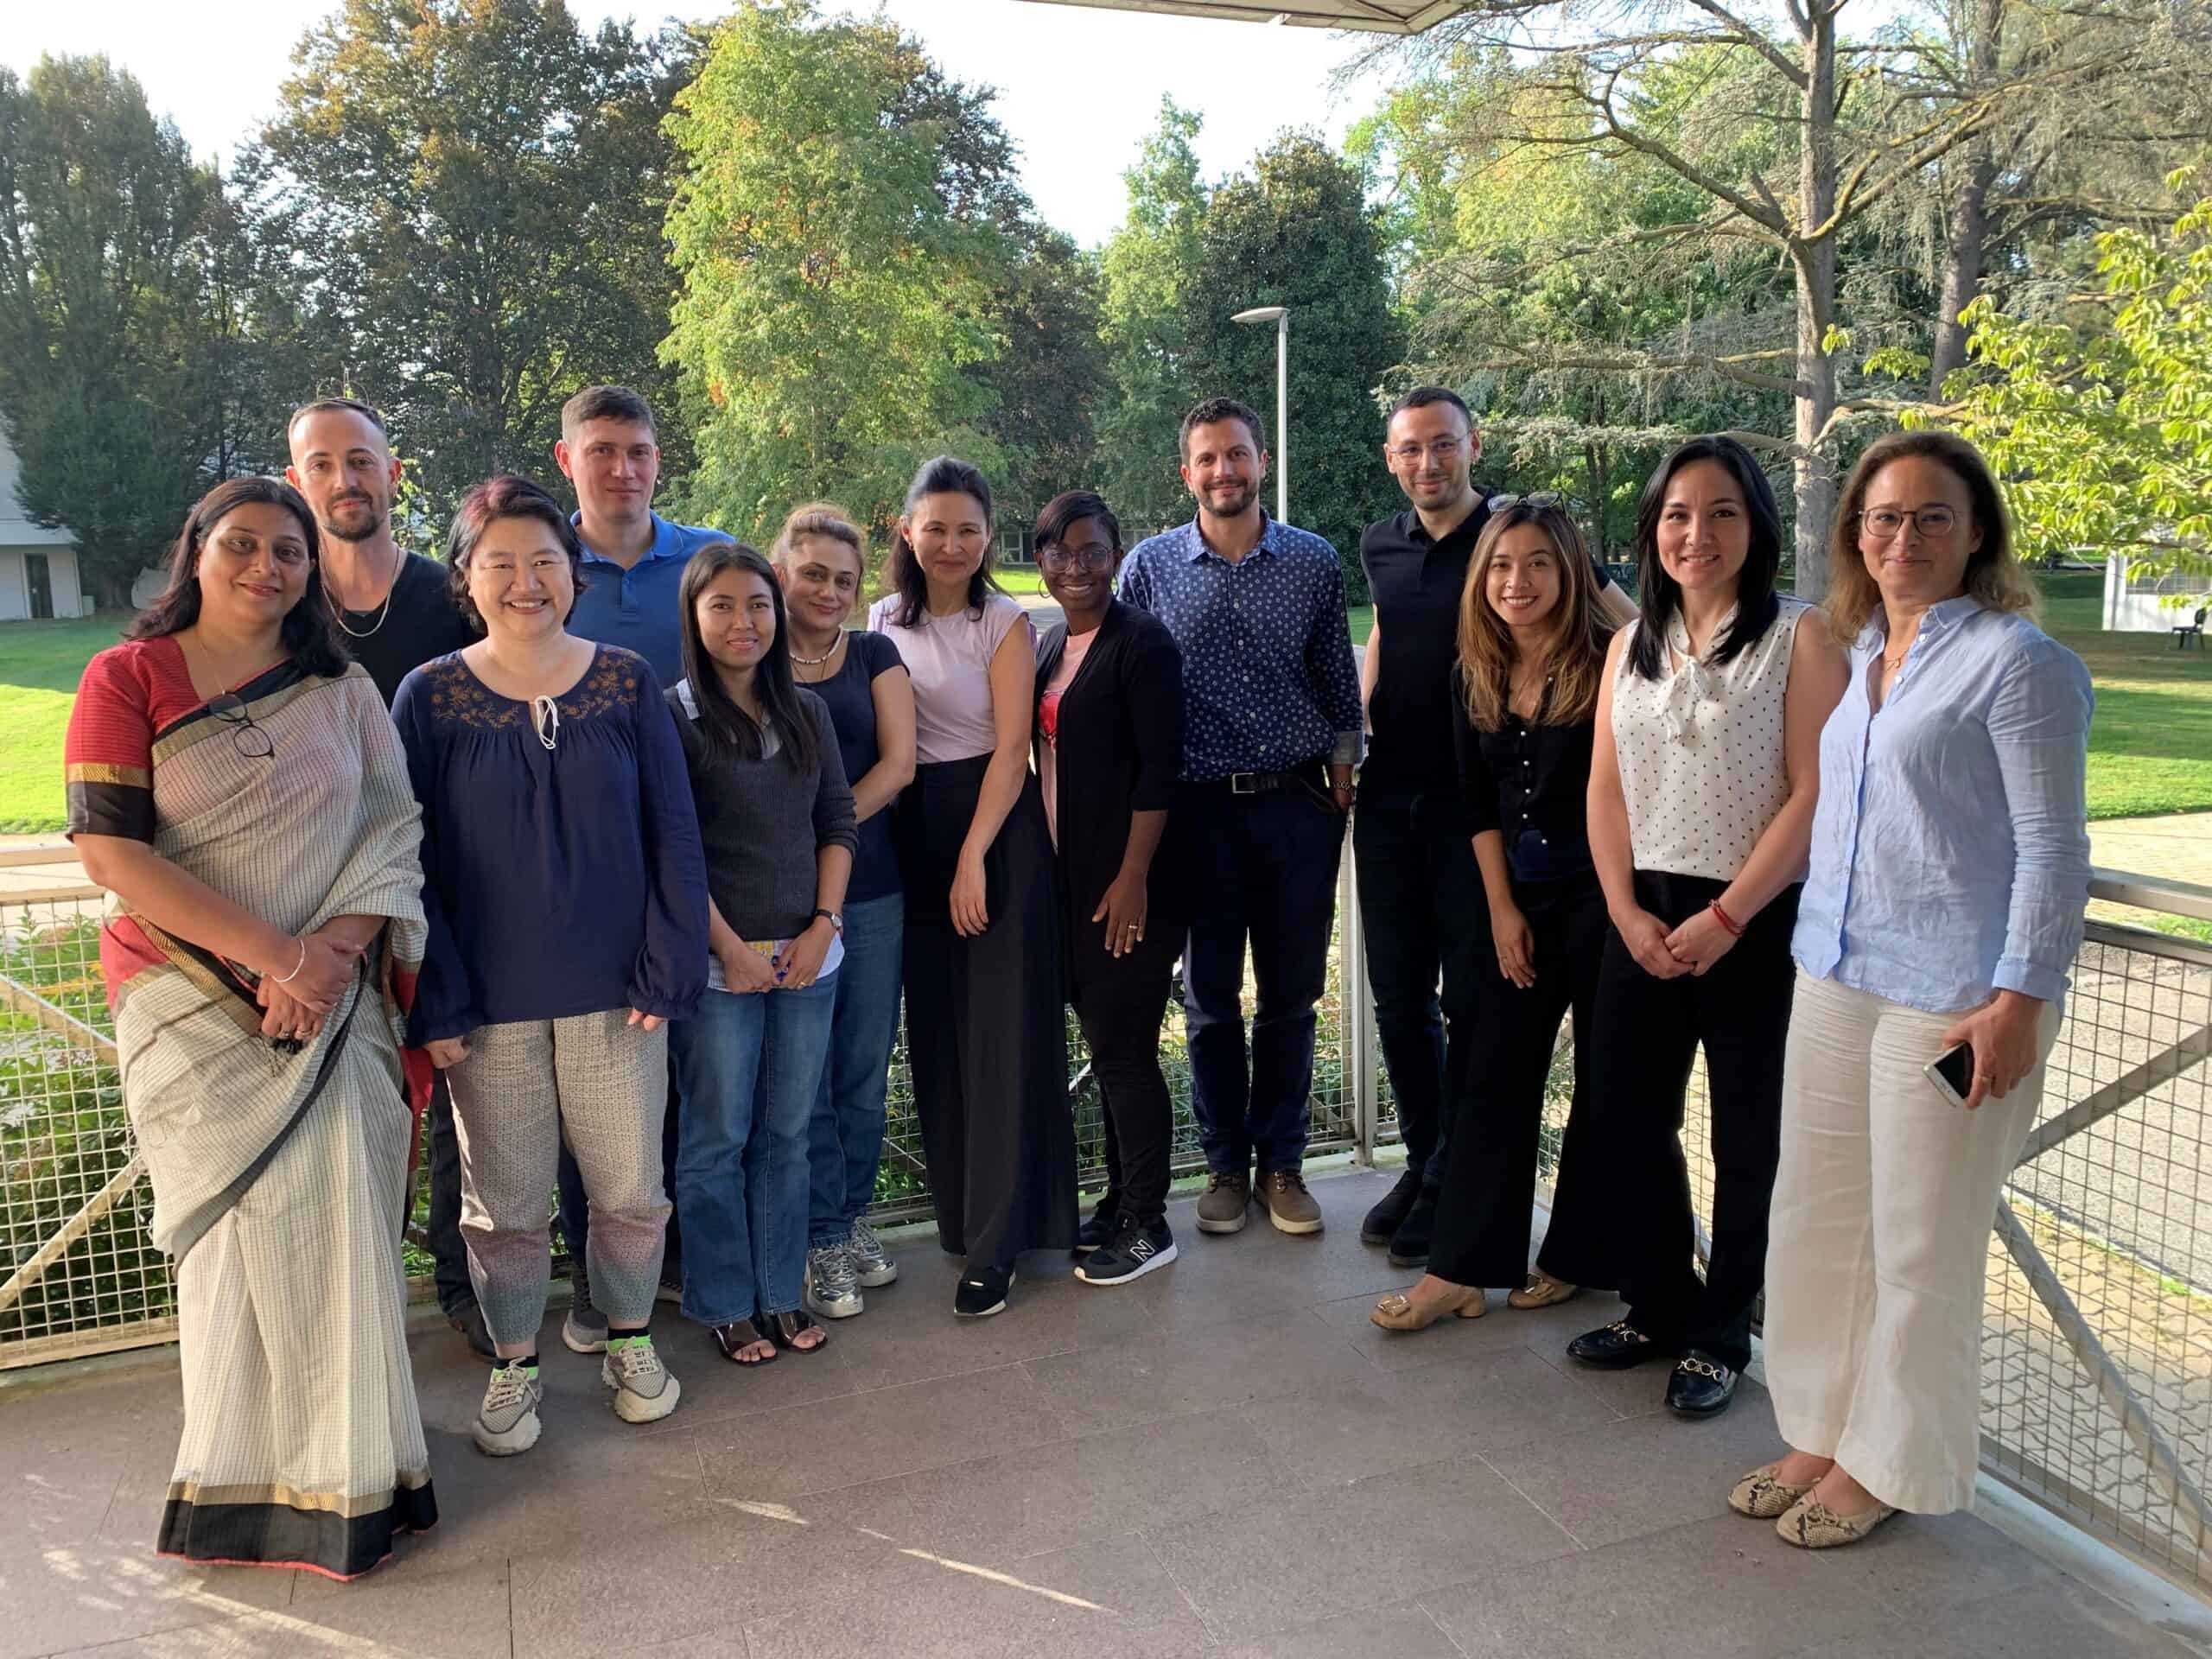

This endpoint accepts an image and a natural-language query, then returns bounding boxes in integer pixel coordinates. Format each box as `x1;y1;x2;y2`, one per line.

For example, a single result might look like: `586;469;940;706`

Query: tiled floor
4;1168;2202;1658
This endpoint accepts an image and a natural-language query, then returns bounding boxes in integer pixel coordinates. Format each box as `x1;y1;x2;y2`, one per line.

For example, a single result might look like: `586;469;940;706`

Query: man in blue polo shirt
554;384;722;684
549;383;721;1349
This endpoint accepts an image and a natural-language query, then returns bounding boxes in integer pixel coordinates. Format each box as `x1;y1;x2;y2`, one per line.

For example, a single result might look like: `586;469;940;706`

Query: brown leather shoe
1260;1168;1323;1236
1196;1171;1251;1235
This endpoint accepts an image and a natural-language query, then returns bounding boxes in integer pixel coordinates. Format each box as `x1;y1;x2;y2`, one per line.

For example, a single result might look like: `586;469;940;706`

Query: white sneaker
601;1333;682;1424
805;1243;864;1319
473;1361;543;1456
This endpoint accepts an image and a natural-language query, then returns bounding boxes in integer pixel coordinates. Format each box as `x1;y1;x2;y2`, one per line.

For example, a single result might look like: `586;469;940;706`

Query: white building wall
0;428;85;620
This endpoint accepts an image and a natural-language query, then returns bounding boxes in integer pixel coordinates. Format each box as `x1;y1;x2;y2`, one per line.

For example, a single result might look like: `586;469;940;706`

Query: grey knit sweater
667;680;857;942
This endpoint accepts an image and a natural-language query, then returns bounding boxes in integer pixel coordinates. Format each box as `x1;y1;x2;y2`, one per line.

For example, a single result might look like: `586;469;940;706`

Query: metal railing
5;842;2210;1599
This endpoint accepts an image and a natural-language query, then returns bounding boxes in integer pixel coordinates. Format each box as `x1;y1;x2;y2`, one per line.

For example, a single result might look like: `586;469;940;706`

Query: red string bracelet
1709;899;1746;938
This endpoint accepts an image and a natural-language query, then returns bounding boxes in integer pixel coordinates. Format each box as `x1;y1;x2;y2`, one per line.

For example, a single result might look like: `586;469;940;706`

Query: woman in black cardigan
1032;490;1187;1287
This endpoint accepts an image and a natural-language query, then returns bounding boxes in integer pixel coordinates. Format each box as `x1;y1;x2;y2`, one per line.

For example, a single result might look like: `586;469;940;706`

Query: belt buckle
1229;771;1258;795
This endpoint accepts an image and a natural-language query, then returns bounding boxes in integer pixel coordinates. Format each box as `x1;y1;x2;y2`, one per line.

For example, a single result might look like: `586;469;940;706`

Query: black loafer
1665;1349;1738;1416
1566;1319;1666;1370
1361;1169;1423;1245
446;1300;496;1359
1387;1195;1435;1269
955;1264;1015;1318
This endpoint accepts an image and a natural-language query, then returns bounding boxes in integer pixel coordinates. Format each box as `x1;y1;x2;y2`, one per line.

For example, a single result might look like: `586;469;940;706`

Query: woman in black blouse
1374;498;1616;1330
1031;491;1187;1287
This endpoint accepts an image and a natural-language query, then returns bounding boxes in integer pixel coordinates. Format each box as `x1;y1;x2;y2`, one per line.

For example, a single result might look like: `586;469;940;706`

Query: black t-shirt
337;552;478;707
1357;499;1609;804
804;630;907;903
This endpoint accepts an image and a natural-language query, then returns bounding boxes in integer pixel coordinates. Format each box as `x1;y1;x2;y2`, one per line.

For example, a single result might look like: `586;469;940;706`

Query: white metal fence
5;842;2211;1595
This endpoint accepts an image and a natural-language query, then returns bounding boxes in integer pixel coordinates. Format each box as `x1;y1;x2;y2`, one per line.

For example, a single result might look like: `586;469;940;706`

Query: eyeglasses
1038;544;1116;574
1389;439;1465;465
207;692;275;760
1857;505;1961;541
1488;492;1564;512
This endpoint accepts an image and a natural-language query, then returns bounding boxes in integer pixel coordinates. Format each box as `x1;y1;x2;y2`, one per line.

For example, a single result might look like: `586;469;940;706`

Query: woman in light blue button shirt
1733;429;2093;1549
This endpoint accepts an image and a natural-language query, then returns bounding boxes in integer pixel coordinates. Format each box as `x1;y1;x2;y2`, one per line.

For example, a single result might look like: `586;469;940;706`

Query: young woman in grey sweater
665;542;856;1366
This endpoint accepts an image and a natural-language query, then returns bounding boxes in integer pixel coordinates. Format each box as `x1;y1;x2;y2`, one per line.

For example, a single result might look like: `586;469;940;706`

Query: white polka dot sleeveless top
1611;595;1808;882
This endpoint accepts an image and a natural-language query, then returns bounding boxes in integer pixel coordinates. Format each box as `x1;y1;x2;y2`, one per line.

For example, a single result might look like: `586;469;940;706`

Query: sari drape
66;645;437;1580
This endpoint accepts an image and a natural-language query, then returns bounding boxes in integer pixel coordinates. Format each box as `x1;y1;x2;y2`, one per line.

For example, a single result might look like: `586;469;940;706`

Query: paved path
2;1170;2197;1658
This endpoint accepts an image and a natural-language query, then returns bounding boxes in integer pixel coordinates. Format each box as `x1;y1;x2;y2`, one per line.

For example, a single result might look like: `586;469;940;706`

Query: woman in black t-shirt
1374;498;1616;1331
774;505;918;1321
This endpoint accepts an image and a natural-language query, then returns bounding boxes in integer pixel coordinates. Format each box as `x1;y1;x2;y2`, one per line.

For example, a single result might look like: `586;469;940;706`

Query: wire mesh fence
9;848;2212;1601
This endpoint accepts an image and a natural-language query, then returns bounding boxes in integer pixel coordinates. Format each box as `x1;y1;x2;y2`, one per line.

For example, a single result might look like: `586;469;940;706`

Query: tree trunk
1792;2;1840;603
1929;0;2006;397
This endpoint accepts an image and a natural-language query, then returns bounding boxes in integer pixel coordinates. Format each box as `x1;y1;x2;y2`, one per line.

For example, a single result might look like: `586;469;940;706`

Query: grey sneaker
473;1361;543;1457
1196;1170;1251;1235
1260;1168;1324;1236
602;1334;681;1424
847;1217;898;1287
805;1243;864;1319
562;1262;608;1354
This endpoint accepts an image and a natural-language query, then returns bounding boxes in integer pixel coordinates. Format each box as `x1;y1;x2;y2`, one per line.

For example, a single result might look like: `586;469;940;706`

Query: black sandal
710;1317;776;1365
761;1308;829;1353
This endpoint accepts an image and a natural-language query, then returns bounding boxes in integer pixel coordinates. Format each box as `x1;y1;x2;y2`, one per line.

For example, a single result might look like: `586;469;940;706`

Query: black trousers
1587;871;1801;1372
899;757;1077;1266
1351;793;1490;1191
423;1072;474;1317
1428;873;1611;1290
1068;913;1180;1224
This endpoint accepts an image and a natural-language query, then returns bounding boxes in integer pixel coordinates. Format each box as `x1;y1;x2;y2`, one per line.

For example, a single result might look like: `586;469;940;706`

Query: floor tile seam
1468;1448;1604;1553
686;1348;1059;1441
1407;1588;1479;1658
1519;1336;1665;1421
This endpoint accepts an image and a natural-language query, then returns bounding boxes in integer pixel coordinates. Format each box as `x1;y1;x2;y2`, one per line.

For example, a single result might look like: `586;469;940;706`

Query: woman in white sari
66;476;435;1580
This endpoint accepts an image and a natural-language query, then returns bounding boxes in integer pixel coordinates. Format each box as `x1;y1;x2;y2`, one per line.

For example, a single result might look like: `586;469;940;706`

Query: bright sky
2;0;1392;249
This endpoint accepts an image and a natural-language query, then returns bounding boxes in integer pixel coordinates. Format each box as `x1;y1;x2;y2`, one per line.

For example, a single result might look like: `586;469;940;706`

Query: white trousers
1764;969;2060;1515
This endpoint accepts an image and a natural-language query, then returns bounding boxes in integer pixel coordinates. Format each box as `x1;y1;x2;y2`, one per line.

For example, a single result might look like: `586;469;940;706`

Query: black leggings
1067;915;1180;1224
1584;872;1801;1372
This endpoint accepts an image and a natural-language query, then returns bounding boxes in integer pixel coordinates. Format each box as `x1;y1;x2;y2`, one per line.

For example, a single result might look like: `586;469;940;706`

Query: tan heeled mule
1370;1283;1486;1331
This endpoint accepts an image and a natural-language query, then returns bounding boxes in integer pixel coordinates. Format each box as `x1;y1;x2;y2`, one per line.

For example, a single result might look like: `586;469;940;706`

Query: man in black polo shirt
1354;387;1634;1266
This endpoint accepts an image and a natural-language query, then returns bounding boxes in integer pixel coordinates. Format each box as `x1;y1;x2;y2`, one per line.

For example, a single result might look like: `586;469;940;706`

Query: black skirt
896;755;1076;1263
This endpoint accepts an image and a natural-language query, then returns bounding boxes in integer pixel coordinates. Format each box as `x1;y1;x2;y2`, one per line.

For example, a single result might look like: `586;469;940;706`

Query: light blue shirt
1793;595;2094;1014
565;511;724;686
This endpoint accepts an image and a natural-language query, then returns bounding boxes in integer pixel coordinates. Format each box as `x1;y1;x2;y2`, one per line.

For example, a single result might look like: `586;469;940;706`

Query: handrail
2091;867;2212;924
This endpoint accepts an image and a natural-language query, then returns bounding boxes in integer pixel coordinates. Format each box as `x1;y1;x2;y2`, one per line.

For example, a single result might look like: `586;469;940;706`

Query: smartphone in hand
1924;1042;1975;1108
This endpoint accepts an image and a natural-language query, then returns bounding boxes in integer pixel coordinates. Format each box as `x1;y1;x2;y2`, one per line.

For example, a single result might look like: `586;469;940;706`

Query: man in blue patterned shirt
1118;397;1363;1239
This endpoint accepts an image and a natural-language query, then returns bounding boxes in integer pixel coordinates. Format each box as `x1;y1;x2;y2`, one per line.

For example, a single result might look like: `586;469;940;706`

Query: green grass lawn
0;574;2199;832
0;614;123;834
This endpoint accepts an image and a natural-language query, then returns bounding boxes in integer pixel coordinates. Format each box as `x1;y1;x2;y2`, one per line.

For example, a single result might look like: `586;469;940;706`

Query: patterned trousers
445;1009;671;1347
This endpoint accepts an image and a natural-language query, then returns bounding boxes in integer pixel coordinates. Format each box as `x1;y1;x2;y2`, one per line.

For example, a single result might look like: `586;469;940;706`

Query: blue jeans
671;974;837;1325
1179;781;1347;1174
807;891;904;1247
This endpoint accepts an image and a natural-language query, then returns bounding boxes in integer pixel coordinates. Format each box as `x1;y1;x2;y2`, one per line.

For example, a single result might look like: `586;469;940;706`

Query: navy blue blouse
392;645;709;1044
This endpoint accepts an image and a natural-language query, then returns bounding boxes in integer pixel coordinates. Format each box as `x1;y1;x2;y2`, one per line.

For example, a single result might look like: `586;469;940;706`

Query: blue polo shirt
565;511;725;685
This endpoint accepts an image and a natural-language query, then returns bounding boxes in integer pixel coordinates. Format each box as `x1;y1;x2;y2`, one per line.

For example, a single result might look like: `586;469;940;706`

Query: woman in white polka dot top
1562;435;1847;1419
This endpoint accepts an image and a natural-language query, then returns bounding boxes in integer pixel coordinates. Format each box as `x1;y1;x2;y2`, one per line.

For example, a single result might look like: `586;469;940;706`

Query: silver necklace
332;545;404;639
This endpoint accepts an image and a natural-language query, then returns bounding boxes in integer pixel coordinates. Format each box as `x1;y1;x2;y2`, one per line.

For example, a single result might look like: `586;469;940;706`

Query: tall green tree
1096;99;1209;534
0;55;225;603
662;1;1008;540
978;225;1107;526
242;0;694;519
1183;132;1403;598
1919;193;2211;588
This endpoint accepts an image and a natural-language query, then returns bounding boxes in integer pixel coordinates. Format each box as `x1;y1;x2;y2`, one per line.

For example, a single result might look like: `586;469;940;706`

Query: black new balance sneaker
1075;1215;1179;1287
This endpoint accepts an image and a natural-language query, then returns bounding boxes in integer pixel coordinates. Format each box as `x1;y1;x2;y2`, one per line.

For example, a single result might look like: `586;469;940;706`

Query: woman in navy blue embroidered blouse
392;475;706;1457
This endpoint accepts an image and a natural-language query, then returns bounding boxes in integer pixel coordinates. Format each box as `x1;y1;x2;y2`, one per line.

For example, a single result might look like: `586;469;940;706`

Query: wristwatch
811;908;843;934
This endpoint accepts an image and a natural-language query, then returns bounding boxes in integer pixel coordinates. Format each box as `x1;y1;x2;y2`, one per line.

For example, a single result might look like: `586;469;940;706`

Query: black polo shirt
1357;498;1610;809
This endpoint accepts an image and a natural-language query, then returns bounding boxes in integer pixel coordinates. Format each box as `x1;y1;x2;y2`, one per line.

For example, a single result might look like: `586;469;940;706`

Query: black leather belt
1192;762;1331;801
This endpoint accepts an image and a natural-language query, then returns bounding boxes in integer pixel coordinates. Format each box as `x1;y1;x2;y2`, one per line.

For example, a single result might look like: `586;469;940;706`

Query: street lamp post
1231;305;1288;524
